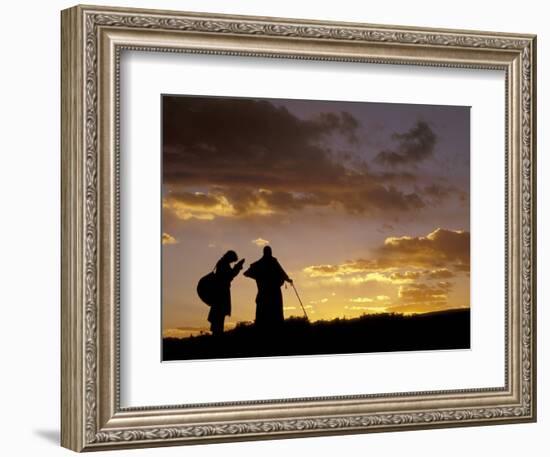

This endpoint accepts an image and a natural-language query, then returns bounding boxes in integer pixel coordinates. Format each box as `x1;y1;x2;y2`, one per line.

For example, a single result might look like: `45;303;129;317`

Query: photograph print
161;94;470;361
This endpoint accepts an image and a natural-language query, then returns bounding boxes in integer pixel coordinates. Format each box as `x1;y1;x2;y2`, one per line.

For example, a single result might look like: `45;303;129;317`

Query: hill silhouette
162;308;470;361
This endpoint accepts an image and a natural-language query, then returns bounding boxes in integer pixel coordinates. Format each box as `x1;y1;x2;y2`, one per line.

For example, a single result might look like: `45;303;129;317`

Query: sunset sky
162;95;470;338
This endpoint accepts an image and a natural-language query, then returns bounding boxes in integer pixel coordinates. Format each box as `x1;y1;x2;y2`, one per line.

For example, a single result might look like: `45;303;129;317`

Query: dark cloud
163;96;426;219
423;184;454;200
375;121;437;167
163;96;359;188
167;191;221;208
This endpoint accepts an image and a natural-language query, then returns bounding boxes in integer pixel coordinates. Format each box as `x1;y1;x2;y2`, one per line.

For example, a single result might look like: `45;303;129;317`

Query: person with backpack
205;250;244;336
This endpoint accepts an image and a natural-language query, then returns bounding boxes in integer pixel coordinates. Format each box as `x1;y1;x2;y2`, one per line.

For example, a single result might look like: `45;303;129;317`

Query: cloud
303;259;382;278
347;272;413;285
397;283;451;309
423;184;456;203
162;232;178;245
349;295;391;304
163;192;238;220
379;228;469;271
163;96;427;220
345;284;461;315
369;268;454;282
301;228;467;315
309;298;328;304
377;223;395;233
375;121;437;166
163;96;359;189
309;271;417;287
397;282;452;307
165;183;425;222
303;228;469;282
389;271;423;281
343;305;389;313
349;297;374;303
426;268;455;279
252;237;270;247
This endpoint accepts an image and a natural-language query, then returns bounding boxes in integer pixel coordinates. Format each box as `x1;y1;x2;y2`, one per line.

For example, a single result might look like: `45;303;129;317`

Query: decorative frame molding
61;4;536;452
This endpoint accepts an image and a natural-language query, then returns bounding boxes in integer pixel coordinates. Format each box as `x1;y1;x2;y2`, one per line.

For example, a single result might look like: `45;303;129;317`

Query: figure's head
263;246;272;257
223;250;238;263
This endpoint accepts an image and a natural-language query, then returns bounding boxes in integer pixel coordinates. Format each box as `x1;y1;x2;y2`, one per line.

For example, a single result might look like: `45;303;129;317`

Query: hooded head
263;246;272;258
223;250;238;263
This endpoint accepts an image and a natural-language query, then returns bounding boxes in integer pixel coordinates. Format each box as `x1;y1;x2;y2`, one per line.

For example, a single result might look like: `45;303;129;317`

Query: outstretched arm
243;262;257;279
229;259;245;280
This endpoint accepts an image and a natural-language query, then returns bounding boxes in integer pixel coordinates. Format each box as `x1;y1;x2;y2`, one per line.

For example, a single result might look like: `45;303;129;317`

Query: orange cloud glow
296;228;469;317
397;282;452;307
162;232;178;245
380;228;469;270
303;228;469;280
252;237;270;247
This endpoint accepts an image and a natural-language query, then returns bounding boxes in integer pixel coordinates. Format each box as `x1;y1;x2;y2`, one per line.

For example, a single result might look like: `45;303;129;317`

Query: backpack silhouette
196;271;217;306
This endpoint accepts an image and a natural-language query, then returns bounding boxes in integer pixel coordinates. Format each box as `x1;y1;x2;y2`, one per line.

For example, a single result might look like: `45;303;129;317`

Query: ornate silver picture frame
61;4;536;452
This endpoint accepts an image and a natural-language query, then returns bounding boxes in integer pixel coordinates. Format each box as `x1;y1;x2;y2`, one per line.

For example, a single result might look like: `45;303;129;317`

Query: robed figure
208;250;244;336
244;246;292;328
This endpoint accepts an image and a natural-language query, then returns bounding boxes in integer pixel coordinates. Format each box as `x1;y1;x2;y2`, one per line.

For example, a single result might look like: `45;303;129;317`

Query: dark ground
162;308;470;361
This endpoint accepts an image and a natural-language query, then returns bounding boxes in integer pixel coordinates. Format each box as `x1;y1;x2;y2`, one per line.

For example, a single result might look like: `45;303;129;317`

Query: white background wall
0;0;546;455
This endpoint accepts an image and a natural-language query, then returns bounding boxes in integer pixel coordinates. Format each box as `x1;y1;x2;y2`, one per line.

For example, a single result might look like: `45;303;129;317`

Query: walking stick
290;282;309;321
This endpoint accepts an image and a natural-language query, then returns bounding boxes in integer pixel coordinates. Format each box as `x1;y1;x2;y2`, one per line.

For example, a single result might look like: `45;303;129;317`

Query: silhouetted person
244;246;292;329
208;250;244;336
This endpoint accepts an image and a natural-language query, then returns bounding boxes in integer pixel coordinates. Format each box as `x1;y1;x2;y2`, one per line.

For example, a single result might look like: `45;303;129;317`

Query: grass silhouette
162;308;470;361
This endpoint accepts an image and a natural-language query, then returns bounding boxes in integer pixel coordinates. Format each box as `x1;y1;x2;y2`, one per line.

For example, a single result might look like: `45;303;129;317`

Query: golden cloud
303;228;469;281
343;305;389;313
380;228;469;270
349;295;391;303
303;266;437;287
348;272;413;285
389;271;422;281
303;259;383;278
397;282;452;306
300;229;466;314
163;192;236;220
163;191;278;221
162;232;178;245
349;297;373;303
390;268;455;281
312;272;410;286
426;268;455;279
252;237;270;247
349;295;391;304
